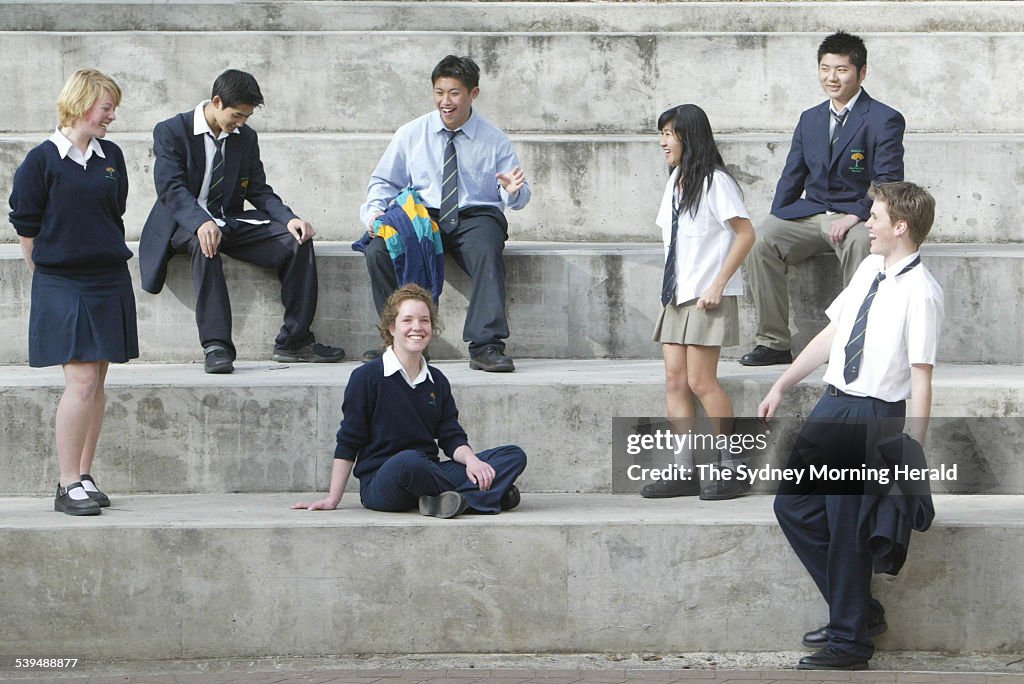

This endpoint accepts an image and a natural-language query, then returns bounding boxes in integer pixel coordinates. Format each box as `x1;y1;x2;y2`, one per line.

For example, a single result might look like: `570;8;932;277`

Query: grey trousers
364;207;510;355
746;213;870;350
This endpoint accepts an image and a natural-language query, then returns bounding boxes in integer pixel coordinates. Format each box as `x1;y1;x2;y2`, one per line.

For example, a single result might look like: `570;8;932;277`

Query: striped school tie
439;129;460;231
830;110;849;149
206;134;225;218
843;256;921;383
660;200;681;307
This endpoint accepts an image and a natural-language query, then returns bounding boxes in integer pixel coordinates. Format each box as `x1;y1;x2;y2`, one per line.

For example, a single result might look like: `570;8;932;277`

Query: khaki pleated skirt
652;296;739;347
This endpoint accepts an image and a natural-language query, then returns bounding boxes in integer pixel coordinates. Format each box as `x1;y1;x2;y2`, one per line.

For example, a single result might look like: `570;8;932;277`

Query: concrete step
2;133;1018;244
0;242;1021;364
2;359;1022;497
0;31;1020;134
1;492;1021;660
4;1;1024;33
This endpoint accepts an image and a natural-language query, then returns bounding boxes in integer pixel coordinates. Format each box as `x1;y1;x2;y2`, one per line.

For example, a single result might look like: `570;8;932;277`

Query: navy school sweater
335;357;470;480
8;138;132;272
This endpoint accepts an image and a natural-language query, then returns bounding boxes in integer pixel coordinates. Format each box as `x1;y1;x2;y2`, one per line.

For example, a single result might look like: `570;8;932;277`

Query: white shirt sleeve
825;286;850;323
907;286;944;366
706;171;749;224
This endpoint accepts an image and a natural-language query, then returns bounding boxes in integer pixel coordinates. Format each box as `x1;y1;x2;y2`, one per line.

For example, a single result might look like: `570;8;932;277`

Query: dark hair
818;31;867;70
869;182;936;247
431;55;480;91
211;69;264;108
657;104;736;217
378;284;443;348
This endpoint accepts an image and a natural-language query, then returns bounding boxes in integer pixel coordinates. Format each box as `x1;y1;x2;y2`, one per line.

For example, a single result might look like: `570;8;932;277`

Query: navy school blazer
138;110;297;294
770;89;905;223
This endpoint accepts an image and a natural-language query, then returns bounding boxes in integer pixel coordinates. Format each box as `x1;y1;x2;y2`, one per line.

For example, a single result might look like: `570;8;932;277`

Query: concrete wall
2;134;1019;243
2;495;1021;658
0;33;1019;134
2;361;1022;496
0;243;1020;364
4;1;1024;34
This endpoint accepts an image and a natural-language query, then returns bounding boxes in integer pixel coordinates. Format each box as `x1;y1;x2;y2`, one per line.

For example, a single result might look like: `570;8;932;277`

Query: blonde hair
57;68;122;128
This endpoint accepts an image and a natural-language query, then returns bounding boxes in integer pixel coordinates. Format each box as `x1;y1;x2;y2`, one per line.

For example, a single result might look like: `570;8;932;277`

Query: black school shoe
699;476;751;501
418;491;469;519
739;345;793;366
640;479;700;498
79;474;110;507
802;616;888;648
500;485;521;511
469;345;515;373
273;342;346;363
55;482;101;516
797;645;869;671
204;345;234;374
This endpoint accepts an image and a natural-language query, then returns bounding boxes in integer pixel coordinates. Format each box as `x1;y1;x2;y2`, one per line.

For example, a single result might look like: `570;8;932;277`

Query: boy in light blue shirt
360;55;530;373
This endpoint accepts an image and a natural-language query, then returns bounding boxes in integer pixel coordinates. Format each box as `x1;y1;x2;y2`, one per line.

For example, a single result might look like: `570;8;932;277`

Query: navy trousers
774;388;905;660
359;444;526;514
365;206;510;355
171;220;318;356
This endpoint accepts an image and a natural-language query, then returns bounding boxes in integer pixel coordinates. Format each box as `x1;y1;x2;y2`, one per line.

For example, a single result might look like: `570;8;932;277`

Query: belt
826;385;906;409
827;384;855;398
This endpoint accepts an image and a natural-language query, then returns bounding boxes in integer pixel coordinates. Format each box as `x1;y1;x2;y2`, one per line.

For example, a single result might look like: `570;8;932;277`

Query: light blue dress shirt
360;109;531;228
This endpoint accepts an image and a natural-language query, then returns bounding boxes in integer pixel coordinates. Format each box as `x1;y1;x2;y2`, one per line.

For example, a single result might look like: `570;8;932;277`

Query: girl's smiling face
389;299;432;356
659;124;683;167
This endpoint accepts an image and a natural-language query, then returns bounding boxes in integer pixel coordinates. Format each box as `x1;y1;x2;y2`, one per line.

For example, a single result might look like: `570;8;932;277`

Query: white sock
63;483;91;500
80;477;99;493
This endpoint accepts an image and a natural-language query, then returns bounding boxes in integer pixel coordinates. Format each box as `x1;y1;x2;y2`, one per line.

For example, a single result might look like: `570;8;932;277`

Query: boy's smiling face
434;77;478;130
867;199;905;259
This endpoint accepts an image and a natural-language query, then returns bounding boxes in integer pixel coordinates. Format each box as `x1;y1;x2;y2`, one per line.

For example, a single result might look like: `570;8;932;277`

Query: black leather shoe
500;485;521;511
273;342;346;363
469;345;515;372
640;478;700;498
802;615;888;648
204;345;234;374
739;345;793;366
797;646;869;671
79;474;110;507
418;491;468;519
54;482;101;516
700;476;751;501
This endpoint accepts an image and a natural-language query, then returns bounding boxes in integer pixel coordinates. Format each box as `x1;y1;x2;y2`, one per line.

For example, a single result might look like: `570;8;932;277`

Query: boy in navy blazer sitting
139;69;344;373
742;32;905;367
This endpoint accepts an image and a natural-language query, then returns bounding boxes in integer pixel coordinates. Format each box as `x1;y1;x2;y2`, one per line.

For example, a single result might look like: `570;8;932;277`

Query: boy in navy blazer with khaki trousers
741;32;905;367
139;69;344;373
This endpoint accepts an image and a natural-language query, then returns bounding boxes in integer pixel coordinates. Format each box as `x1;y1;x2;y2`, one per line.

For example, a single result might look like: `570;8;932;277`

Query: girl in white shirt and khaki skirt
643;104;755;501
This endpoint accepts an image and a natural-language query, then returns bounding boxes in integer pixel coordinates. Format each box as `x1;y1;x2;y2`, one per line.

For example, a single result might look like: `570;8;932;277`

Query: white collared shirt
823;252;944;402
382;346;433;389
829;88;863;139
48;127;105;169
655;168;749;304
193;100;240;227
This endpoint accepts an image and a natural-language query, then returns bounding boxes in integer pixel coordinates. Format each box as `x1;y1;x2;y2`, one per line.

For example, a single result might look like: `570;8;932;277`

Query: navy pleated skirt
29;265;139;368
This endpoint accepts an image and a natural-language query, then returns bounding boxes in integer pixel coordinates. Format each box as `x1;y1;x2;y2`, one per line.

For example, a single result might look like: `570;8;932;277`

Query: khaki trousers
746;213;870;350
